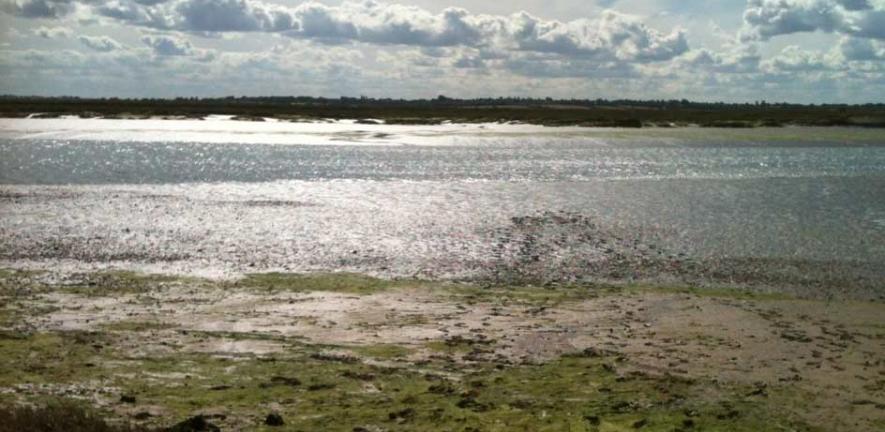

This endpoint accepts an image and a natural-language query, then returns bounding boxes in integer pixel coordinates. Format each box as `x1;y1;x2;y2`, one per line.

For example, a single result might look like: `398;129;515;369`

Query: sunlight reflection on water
1;120;883;297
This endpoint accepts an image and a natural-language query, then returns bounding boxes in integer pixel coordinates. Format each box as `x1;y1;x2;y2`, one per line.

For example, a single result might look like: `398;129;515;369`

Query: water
1;118;883;299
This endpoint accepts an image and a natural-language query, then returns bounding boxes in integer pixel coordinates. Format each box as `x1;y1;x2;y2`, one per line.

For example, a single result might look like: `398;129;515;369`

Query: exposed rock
265;413;284;426
166;415;221;432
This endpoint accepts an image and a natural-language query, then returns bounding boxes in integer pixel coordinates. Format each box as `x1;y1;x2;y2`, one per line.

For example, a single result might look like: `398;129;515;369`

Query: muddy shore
1;270;883;431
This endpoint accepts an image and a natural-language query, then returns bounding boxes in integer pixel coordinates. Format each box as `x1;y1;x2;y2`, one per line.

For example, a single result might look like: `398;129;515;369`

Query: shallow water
1;118;883;298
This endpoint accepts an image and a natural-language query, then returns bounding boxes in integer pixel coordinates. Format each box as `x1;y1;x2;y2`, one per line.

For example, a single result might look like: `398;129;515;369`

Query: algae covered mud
0;118;884;431
1;271;884;431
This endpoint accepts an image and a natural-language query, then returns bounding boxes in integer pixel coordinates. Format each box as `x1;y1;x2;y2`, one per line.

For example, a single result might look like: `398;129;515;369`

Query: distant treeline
2;95;885;128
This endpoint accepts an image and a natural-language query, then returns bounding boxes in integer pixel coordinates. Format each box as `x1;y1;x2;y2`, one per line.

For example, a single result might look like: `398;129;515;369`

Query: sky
1;0;884;103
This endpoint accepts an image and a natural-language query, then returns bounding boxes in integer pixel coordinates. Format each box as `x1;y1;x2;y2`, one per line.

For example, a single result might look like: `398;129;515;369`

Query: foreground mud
1;270;883;431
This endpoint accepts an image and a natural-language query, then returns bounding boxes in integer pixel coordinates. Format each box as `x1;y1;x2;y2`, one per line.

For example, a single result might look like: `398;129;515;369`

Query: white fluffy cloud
0;0;78;18
838;36;885;59
77;34;124;51
142;34;193;55
742;0;885;40
34;25;73;38
4;0;689;63
763;45;841;71
0;0;884;102
678;46;762;74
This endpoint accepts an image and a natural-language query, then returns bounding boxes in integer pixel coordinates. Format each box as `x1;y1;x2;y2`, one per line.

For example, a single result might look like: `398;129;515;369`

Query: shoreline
2;97;885;129
1;269;883;431
4;112;885;129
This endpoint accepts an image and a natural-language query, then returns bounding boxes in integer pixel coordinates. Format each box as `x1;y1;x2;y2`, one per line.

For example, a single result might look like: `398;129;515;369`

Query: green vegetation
99;321;177;333
233;272;420;294
0;331;110;387
0;268;868;430
0;330;817;432
352;344;413;359
0;269;47;296
0;400;148;432
622;284;795;301
3;96;884;128
445;283;614;306
59;271;205;297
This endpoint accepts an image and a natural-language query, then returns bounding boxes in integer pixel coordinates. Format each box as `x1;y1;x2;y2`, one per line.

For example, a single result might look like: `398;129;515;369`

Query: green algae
60;271;207;297
0;270;854;430
0;269;48;296
99;321;177;333
352;344;413;359
0;329;820;431
0;268;796;304
622;284;795;301
0;331;111;387
233;272;417;295
443;283;609;307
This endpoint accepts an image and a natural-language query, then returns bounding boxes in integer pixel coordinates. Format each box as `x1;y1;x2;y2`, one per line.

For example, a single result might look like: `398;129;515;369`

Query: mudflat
1;270;882;431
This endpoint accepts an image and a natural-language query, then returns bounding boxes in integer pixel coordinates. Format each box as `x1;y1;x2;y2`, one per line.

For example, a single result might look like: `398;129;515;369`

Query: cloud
505;10;688;62
837;0;872;11
77;34;123;51
741;0;885;40
10;0;689;63
763;45;840;72
0;40;369;97
3;0;883;102
34;25;73;38
504;54;638;78
838;36;885;60
174;0;295;32
0;0;78;18
141;34;192;55
678;45;762;74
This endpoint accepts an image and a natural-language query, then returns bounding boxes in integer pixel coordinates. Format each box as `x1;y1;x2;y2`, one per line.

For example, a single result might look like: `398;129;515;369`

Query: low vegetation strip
3;96;885;128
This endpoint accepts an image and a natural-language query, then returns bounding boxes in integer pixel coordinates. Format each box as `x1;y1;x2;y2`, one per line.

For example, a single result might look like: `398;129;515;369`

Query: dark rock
569;347;608;358
342;370;376;381
748;382;768;397
584;415;600;425
264;413;284;427
427;383;456;395
716;409;740;420
134;412;153;420
612;401;635;413
166;415;221;432
456;397;490;412
509;399;534;409
388;408;415;423
120;395;137;404
259;376;301;388
310;352;359;363
307;383;336;391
